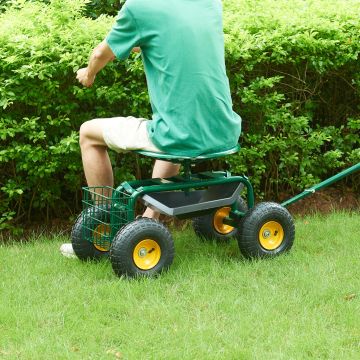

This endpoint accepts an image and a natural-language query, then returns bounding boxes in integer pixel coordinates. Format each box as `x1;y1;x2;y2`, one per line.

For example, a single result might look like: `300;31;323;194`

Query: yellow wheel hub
259;221;284;250
133;239;161;270
93;224;111;252
213;207;234;235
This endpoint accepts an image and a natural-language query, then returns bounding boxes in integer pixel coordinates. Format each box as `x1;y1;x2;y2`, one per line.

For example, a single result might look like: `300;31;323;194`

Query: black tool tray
140;182;243;218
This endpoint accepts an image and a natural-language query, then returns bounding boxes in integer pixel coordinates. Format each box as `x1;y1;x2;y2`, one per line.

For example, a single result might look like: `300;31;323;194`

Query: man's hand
76;68;95;88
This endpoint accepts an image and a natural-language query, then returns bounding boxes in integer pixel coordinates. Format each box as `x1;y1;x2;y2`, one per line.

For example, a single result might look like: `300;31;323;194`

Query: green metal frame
81;171;254;247
114;170;255;220
81;145;250;246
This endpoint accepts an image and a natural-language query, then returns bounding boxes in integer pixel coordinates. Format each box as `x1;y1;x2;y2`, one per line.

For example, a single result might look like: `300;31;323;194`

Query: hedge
0;0;359;230
0;0;124;17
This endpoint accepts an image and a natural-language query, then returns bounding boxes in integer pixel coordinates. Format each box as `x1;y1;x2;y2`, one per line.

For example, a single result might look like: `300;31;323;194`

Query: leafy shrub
0;0;149;229
85;0;123;18
0;0;125;19
1;0;124;17
0;0;359;230
223;0;360;197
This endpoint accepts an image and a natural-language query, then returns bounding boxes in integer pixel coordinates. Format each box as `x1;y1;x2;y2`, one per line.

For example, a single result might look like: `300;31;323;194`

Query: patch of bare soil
280;186;360;217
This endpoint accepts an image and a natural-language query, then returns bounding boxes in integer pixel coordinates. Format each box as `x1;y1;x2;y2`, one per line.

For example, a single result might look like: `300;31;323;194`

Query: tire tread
238;202;295;258
110;218;175;278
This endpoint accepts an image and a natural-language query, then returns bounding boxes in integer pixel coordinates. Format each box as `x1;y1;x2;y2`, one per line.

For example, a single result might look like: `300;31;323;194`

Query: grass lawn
0;212;359;359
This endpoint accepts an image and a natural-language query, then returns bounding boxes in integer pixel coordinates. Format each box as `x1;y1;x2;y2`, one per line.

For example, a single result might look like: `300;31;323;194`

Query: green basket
81;186;134;250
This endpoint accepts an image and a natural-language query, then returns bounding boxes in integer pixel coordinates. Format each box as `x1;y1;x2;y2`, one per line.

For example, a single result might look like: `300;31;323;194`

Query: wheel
192;197;248;242
110;218;175;278
71;206;111;261
237;202;295;258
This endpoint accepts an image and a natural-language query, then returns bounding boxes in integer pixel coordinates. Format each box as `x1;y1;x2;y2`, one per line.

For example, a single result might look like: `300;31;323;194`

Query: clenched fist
76;68;95;87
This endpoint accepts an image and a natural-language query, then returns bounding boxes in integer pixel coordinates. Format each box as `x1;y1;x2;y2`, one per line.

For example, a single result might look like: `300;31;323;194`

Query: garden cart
71;145;360;278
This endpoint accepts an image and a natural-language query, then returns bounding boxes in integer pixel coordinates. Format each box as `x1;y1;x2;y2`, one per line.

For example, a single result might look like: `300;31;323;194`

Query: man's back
107;0;241;156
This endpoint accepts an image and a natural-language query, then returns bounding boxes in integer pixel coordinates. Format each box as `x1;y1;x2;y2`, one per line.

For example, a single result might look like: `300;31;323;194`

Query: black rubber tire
71;207;110;261
110;218;175;278
237;202;295;259
192;197;248;242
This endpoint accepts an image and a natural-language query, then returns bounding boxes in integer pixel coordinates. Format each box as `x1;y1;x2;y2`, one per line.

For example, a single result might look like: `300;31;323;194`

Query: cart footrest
141;182;243;218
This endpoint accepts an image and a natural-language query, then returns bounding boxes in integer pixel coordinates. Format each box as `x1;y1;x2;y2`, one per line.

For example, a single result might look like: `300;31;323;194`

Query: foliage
0;0;149;229
223;0;360;197
0;0;359;228
85;0;124;18
0;0;124;17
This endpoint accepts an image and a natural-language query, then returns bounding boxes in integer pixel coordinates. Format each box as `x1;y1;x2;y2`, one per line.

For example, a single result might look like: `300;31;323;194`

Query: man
60;0;241;257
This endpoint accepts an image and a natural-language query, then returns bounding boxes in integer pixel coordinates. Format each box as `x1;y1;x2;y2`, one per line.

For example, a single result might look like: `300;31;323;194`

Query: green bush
223;0;360;197
85;0;123;18
1;0;124;17
0;0;150;230
0;0;359;230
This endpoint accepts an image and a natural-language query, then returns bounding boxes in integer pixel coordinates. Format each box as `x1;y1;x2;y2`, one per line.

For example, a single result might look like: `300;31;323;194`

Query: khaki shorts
102;117;161;153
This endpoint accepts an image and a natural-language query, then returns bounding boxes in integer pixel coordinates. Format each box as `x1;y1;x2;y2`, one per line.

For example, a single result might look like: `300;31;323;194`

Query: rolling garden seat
71;142;297;278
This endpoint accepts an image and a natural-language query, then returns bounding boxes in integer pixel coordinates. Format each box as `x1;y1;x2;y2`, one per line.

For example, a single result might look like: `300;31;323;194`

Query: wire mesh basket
81;186;134;250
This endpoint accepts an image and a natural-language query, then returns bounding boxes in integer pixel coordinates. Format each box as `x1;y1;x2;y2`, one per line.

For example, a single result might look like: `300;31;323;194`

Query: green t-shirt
106;0;241;156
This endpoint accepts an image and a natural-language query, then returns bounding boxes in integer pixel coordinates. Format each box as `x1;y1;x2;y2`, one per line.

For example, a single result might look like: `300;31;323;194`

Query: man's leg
79;119;114;190
60;119;113;257
61;119;180;257
82;116;180;220
80;119;180;218
142;160;180;219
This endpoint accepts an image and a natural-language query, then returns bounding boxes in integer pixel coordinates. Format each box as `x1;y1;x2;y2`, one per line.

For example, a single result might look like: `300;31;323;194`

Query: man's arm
76;41;141;87
76;40;115;87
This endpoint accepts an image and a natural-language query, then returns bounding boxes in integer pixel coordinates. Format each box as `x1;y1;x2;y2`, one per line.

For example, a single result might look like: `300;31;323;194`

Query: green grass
1;212;359;359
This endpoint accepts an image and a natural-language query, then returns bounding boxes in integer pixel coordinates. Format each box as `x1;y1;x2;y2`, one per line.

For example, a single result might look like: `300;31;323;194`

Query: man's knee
79;119;106;149
79;121;91;148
